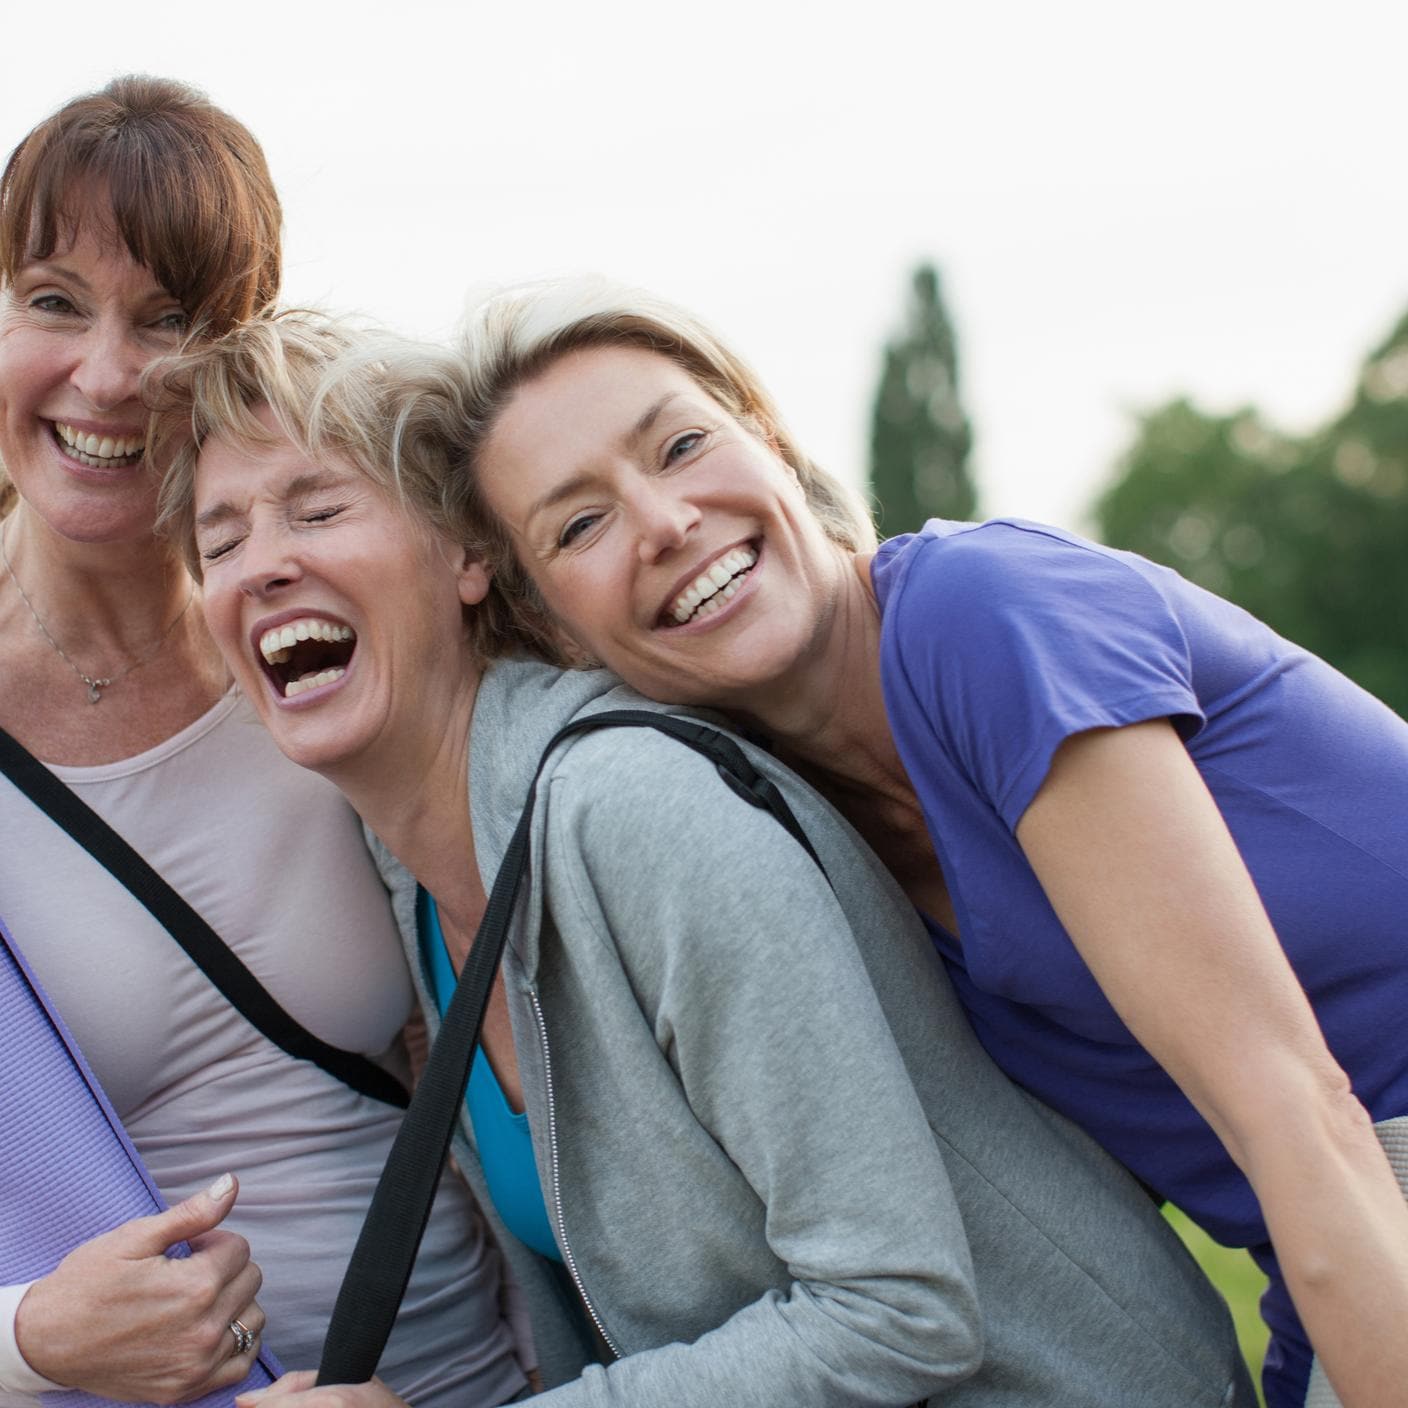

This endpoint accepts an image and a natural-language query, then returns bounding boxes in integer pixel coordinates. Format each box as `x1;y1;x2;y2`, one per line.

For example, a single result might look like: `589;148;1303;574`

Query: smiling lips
258;617;357;698
666;545;758;625
53;421;145;468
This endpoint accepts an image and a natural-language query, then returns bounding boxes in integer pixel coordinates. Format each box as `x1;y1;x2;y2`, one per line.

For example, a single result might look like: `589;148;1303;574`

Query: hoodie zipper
528;986;622;1359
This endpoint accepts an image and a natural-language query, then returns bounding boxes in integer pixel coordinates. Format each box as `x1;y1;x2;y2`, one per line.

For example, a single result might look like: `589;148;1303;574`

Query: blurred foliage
1164;1206;1269;1405
869;264;977;534
1096;312;1408;716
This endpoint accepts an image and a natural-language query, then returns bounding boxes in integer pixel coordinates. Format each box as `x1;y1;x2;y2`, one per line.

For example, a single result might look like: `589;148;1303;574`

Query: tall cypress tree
868;264;976;535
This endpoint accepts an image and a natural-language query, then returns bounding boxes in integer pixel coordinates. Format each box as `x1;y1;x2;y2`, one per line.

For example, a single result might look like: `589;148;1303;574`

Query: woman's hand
1017;718;1408;1408
236;1371;409;1408
14;1173;266;1404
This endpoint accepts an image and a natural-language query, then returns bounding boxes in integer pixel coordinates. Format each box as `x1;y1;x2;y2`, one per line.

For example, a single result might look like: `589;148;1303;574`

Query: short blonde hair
456;276;876;666
147;311;521;665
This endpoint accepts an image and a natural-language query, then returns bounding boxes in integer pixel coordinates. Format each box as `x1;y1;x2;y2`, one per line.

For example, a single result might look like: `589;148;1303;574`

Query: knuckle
191;1264;230;1309
196;1318;231;1361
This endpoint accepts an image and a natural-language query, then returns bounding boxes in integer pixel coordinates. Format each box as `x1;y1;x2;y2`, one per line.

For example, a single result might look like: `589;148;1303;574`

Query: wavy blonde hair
147;310;519;665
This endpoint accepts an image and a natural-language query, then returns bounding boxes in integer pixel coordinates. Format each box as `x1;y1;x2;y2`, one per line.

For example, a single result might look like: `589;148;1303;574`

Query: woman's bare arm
1017;718;1408;1408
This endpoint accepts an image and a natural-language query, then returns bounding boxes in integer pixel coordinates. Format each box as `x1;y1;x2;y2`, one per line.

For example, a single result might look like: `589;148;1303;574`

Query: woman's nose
238;529;303;598
634;483;701;563
68;320;146;412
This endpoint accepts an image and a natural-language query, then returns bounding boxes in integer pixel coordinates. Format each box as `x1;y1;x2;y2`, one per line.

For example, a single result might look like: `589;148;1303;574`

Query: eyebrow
195;468;353;532
24;259;93;294
25;257;174;308
627;392;685;446
521;392;690;528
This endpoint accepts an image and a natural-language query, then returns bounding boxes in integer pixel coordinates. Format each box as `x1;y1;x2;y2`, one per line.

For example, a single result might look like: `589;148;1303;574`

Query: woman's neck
0;506;229;762
2;505;194;652
328;668;487;942
734;550;910;797
739;549;958;932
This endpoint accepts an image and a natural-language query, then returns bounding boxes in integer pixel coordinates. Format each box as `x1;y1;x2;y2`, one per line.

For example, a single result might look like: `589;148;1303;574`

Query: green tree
1293;311;1408;709
869;264;976;534
1094;310;1408;717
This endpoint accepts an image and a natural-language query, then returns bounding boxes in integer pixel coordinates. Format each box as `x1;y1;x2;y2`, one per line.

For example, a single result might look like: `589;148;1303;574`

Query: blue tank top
417;889;561;1261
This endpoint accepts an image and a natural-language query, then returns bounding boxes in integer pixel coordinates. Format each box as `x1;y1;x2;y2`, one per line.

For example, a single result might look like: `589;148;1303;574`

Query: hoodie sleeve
528;729;981;1408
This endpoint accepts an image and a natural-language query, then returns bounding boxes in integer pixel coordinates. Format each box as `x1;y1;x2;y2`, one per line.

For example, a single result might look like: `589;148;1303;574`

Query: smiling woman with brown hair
0;80;526;1407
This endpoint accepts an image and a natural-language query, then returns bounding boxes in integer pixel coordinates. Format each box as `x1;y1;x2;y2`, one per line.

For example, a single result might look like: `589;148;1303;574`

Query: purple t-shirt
873;518;1408;1408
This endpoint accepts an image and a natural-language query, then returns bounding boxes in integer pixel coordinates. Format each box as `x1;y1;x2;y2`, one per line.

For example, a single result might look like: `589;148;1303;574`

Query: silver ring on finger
229;1319;255;1357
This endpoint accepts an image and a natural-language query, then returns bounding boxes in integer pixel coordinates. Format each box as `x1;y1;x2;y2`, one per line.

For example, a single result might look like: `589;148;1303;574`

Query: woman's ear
455;548;493;607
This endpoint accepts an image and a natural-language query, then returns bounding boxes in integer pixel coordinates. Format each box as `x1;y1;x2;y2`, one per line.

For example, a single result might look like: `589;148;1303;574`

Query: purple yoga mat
0;913;280;1405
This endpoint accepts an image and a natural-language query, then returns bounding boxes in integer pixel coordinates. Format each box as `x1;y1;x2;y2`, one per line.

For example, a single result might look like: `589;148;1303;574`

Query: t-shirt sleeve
886;525;1203;830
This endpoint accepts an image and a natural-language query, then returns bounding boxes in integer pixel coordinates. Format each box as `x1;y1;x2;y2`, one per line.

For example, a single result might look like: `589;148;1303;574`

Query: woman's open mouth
661;543;759;627
52;421;144;469
258;617;357;698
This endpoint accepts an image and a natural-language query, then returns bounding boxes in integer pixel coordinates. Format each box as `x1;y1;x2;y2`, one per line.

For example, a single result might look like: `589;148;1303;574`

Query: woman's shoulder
874;518;1154;621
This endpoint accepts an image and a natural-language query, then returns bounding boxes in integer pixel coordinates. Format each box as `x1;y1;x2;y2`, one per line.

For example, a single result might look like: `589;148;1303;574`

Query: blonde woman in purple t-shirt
443;277;1408;1408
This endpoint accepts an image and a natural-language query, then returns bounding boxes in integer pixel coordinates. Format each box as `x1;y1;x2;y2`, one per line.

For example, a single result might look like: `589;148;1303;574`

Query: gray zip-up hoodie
374;661;1253;1407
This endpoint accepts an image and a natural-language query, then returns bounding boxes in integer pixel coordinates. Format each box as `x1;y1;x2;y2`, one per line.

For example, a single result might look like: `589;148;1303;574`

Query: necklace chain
0;524;195;704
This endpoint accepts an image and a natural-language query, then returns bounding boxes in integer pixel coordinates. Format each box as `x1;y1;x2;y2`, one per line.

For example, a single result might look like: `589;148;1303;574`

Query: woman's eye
665;431;704;465
30;293;76;315
200;537;241;563
558;512;601;547
302;505;346;525
154;310;191;333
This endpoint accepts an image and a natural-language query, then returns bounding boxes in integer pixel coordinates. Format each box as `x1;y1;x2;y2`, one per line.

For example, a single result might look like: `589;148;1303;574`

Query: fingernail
206;1172;234;1201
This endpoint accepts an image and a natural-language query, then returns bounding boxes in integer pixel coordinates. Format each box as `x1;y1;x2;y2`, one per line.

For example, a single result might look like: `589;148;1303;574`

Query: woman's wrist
0;1282;66;1393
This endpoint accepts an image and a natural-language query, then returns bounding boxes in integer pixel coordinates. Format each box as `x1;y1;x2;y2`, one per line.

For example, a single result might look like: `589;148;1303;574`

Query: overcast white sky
8;0;1407;530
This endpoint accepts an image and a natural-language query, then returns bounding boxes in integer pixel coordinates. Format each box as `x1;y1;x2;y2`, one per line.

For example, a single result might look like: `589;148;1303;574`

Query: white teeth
284;667;346;698
668;546;758;624
54;423;144;463
258;619;357;664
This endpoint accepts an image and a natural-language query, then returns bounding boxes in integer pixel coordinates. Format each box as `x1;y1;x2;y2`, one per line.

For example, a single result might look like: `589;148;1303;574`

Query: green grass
1164;1205;1269;1405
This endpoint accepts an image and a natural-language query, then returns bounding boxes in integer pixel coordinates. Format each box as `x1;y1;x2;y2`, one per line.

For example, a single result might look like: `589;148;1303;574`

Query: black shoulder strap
0;724;409;1110
318;709;827;1384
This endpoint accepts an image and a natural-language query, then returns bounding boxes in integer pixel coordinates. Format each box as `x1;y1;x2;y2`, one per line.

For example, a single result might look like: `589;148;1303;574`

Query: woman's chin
249;676;368;775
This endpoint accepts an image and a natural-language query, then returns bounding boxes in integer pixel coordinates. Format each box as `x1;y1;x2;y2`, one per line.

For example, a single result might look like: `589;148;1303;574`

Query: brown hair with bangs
0;74;283;515
0;74;282;333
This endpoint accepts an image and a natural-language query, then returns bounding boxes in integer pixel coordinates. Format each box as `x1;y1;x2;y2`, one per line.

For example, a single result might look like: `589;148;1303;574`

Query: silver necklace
0;525;196;704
